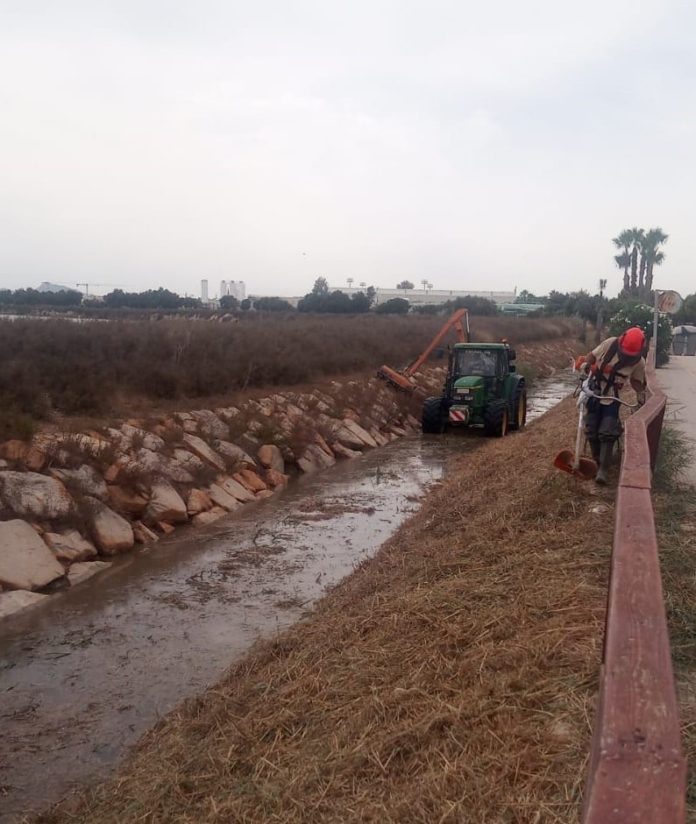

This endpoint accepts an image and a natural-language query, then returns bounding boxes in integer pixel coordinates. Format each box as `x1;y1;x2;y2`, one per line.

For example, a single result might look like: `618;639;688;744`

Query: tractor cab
422;342;526;437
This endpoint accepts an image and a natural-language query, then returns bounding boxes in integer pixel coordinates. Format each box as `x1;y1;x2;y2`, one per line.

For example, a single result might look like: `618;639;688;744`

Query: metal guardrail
582;356;687;822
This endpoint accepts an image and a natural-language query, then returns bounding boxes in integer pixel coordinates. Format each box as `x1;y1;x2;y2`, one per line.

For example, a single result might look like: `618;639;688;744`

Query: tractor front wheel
483;400;509;437
422;396;446;434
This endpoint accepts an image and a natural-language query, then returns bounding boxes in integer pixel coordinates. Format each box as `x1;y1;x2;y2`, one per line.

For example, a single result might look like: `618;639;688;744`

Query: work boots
589;439;601;464
595;441;613;485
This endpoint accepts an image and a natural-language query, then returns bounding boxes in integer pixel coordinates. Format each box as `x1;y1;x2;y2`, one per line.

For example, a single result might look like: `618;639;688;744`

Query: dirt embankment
41;394;614;824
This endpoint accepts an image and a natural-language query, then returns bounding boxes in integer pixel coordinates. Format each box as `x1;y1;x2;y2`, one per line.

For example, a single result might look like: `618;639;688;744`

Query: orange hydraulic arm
377;308;470;392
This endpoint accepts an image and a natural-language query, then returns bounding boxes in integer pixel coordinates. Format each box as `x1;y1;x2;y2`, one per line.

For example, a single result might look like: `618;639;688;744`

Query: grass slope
41;398;611;824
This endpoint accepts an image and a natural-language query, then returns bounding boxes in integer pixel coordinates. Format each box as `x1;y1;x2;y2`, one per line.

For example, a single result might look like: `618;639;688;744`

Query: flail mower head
376;365;416;393
553;449;597;480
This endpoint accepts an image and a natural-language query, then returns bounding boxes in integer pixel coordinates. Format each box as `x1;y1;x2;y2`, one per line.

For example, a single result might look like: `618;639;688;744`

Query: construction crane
377;308;470;392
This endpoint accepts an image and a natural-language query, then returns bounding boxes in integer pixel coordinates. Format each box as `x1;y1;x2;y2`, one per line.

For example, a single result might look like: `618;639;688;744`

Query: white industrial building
325;285;517;307
200;278;246;305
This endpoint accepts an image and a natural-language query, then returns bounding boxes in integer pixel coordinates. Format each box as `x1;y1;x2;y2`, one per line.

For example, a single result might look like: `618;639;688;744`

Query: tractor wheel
483;399;509;437
422;396;446;434
510;385;527;431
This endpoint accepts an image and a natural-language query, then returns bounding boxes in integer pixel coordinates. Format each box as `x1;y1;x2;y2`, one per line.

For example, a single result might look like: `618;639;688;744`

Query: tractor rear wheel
483;399;509;437
510;386;527;430
422;396;446;434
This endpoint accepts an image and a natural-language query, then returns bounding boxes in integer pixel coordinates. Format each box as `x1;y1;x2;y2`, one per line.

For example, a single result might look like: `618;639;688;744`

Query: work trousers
584;398;622;444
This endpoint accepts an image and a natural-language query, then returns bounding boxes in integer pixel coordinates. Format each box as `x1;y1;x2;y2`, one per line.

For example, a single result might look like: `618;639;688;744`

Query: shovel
554;404;598;480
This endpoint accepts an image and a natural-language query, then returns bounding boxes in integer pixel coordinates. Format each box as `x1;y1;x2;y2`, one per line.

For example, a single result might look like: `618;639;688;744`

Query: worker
583;326;647;484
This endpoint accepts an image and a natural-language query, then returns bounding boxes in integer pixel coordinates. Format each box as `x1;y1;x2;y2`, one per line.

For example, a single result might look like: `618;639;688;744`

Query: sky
1;0;695;299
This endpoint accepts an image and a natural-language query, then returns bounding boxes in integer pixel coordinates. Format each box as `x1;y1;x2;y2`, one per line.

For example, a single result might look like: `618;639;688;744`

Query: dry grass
0;314;580;439
40;398;609;824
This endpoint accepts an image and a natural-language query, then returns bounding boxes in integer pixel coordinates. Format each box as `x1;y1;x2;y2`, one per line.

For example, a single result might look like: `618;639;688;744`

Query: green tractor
421;342;527;436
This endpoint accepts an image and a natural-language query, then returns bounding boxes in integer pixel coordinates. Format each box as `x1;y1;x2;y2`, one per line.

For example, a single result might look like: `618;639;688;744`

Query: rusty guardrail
582;356;686;822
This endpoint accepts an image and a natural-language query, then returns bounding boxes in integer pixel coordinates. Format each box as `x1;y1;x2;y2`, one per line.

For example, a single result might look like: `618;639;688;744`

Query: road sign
657;290;683;314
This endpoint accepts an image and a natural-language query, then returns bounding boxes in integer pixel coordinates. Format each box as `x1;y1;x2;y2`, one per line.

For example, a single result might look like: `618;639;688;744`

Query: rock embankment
0;370;441;617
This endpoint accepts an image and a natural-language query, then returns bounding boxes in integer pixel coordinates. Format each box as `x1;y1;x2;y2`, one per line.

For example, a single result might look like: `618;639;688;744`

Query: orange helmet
618;326;645;357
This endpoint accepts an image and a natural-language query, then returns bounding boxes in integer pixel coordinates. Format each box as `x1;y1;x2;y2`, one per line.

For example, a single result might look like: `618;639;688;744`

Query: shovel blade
553;450;598;481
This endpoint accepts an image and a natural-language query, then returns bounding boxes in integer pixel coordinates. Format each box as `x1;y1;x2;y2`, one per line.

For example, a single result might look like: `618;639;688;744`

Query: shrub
608;303;671;366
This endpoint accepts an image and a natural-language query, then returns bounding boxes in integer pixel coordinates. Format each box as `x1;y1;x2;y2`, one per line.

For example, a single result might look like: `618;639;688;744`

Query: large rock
258;444;285;473
132;521;159;544
145;481;188;525
234;469;267;493
107;485;148;516
50;465;109;500
265;468;290;488
187;488;213;515
0;472;73;519
43;529;98;563
0;440;29;461
332;442;362;460
218;476;255;502
341;419;378;448
190;410;229;440
214;440;256;468
298;444;336;474
192;506;227;526
207;484;241;511
183;434;226;472
88;500;135;555
0;520;66;590
120;424;165;452
67;560;112;587
0;590;50;619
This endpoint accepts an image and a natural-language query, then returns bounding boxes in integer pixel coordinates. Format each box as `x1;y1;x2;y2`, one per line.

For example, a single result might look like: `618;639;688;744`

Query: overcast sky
1;0;694;299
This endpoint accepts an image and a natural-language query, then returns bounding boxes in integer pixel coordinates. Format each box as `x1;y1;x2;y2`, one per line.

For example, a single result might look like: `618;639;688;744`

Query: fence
582;355;686;821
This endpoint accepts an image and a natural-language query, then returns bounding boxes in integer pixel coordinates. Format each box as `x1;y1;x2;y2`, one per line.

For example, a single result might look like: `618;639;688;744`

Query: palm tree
643;227;668;293
628;227;644;294
612;229;633;293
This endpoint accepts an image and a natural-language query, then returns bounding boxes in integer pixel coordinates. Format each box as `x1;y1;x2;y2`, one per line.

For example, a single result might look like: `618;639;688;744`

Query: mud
0;374;574;822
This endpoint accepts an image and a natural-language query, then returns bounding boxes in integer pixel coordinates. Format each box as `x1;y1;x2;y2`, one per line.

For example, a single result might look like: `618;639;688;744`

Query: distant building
37;281;73;293
201;279;209;302
325;285;517;307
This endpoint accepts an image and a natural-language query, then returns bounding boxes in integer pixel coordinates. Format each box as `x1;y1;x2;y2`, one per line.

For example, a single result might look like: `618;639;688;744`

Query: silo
201;279;209;302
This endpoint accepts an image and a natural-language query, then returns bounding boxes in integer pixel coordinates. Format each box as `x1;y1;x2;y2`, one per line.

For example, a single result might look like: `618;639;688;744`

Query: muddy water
0;374;574;822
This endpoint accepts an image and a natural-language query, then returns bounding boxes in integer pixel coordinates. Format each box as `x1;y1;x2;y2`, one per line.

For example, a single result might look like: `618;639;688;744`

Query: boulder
258;443;285;472
127;448;195;485
190;410;229;440
182;434;226;472
256;489;275;500
0;590;50;619
25;446;47;472
341;419;377;448
314;433;335;457
297;444;336;474
43;529;98;563
0;520;66;590
0;472;74;520
173;449;207;474
0;440;29;461
332;442;362;460
67;560;112;587
88;500;135;555
207;484;242;511
120;424;165;452
370;428;390;447
214;440;257;468
50;465;109;500
157;521;176;534
132;522;159;544
192;506;227;526
107;485;148;516
217;476;255;503
265;468;290;488
145;481;188;525
234;469;267;493
187;488;213;515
